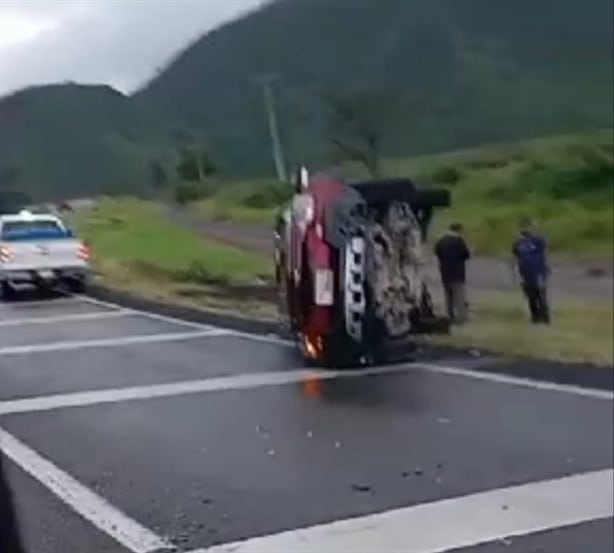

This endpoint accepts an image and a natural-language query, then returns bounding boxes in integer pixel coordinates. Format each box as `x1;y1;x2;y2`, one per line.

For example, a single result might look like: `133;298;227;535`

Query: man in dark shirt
434;222;471;324
1;454;24;553
512;219;550;324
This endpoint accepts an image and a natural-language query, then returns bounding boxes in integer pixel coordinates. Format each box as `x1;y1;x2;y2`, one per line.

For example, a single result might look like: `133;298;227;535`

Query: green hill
136;0;613;174
0;0;612;199
0;84;174;202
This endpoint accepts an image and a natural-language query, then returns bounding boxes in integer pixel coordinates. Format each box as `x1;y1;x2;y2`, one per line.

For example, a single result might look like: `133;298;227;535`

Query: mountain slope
0;84;173;201
136;0;613;174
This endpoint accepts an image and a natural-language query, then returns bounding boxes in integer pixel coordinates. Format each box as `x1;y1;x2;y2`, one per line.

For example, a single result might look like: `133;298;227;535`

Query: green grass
195;199;278;226
77;197;271;285
191;177;289;226
389;129;614;255
189;130;614;256
431;291;613;366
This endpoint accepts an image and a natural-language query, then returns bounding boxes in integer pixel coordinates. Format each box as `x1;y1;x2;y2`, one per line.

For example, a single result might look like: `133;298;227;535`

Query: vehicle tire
67;277;87;294
1;281;13;301
35;281;54;298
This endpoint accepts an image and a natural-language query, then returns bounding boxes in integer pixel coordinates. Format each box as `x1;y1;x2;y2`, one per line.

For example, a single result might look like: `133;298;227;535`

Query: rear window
1;220;68;241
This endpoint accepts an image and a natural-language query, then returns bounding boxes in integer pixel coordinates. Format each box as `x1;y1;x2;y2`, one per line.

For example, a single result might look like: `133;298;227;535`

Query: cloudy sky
0;0;265;97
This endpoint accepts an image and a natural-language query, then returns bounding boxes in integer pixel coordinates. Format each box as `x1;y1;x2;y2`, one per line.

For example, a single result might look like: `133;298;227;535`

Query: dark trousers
522;275;550;323
442;280;467;324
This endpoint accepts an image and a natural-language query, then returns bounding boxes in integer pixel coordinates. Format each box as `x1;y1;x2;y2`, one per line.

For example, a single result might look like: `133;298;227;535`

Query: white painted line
78;293;294;345
0;365;407;416
74;293;218;330
0;328;229;357
0;309;132;328
1;362;610;418
192;469;614;553
0;427;169;553
413;362;614;401
75;294;612;400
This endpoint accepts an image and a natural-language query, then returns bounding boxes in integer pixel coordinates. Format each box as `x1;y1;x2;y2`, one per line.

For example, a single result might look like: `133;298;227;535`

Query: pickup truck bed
0;211;90;296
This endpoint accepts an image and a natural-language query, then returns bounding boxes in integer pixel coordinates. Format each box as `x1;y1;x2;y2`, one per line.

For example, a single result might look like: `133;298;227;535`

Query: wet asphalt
0;291;612;553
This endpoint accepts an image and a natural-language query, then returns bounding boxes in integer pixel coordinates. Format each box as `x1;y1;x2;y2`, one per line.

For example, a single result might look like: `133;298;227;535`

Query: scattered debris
334;441;341;449
436;462;444;470
351;483;371;493
256;425;270;439
201;498;212;505
307;430;314;439
414;467;424;476
502;504;509;511
267;449;275;456
402;471;411;478
499;537;513;546
435;477;443;485
437;417;451;425
469;349;481;358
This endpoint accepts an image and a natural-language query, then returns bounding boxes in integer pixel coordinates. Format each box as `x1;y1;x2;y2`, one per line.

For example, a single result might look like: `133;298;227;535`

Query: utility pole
256;73;287;182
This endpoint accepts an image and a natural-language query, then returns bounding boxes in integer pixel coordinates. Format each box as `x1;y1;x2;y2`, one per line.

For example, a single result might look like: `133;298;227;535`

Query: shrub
429;166;461;185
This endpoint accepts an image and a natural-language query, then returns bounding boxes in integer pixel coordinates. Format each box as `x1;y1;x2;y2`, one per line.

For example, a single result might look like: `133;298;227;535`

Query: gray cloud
0;0;265;96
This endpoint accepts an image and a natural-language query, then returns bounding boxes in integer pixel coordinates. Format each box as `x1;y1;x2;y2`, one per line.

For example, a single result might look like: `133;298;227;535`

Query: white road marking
74;293;223;330
74;294;612;399
1;361;611;418
0;427;169;553
0;309;132;328
77;293;295;345
0;365;406;416
0;328;229;357
191;469;614;553
414;362;614;401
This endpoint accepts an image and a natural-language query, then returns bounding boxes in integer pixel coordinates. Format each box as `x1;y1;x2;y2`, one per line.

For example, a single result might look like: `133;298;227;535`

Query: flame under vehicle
274;169;451;366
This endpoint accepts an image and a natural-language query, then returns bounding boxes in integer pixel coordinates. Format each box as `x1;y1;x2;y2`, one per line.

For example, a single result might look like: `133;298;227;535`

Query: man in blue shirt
512;219;550;324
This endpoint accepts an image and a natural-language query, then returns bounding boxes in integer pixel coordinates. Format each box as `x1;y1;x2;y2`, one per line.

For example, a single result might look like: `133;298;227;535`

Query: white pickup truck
0;210;90;298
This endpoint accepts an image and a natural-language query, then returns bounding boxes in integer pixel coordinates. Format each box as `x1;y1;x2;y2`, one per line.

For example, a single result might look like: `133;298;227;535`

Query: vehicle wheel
67;278;86;294
1;281;13;300
36;281;54;298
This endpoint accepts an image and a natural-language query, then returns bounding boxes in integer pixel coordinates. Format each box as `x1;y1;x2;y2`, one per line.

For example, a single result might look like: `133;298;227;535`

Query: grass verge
75;198;612;365
430;291;613;366
76;197;275;318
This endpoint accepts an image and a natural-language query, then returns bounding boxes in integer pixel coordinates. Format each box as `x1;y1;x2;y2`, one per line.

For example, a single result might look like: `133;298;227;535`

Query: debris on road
351;483;371;493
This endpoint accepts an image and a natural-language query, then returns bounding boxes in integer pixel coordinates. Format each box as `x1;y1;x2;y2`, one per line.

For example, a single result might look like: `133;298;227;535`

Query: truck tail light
77;242;91;261
0;245;14;262
314;268;334;306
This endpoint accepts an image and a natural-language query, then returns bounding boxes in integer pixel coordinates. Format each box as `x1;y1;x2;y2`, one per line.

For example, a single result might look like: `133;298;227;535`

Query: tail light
314;268;334;306
77;242;91;262
0;245;14;263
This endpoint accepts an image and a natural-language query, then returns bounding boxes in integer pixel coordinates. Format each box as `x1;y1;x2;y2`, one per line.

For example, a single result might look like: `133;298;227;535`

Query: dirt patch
169;207;613;303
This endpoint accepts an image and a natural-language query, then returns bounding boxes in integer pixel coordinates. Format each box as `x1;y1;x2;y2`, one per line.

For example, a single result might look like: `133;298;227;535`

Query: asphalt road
0;291;612;553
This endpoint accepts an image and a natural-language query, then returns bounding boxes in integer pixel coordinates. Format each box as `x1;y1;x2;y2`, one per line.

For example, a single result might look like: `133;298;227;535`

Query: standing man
512;218;550;324
434;222;471;324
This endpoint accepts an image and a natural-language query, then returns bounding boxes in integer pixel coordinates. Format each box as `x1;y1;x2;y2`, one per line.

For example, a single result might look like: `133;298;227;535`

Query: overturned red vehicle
274;168;451;367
